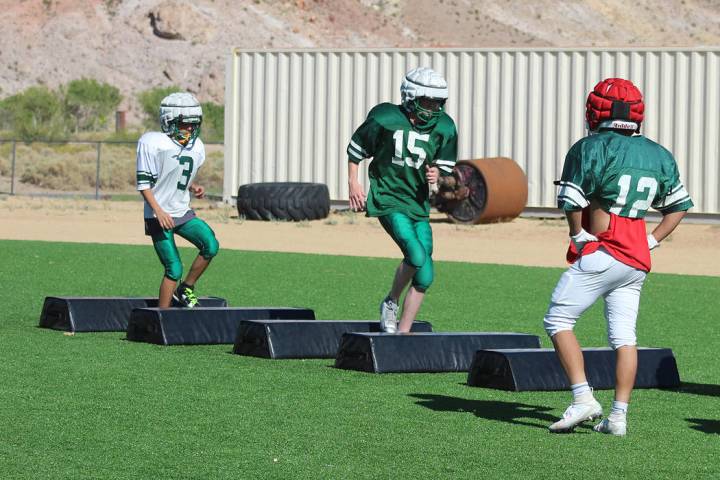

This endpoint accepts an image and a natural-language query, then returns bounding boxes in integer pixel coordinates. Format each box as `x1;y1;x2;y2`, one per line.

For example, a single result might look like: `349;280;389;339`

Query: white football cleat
379;296;399;333
593;415;627;436
549;395;603;433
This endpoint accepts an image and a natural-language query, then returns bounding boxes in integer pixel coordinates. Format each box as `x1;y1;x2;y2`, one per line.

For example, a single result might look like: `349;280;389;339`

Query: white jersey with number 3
136;132;205;219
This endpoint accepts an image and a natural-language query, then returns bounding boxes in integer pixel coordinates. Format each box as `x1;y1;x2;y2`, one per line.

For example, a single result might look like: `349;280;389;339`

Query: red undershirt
566;210;651;272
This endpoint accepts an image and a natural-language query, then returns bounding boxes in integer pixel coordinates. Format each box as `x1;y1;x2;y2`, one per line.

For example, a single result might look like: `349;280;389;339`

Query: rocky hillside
2;0;718;122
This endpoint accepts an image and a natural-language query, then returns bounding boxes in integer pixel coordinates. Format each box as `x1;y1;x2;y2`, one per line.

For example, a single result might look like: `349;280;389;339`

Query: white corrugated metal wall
224;48;720;214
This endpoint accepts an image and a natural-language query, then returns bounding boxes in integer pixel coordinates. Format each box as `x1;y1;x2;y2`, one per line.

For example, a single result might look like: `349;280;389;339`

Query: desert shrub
137;86;180;129
194;147;224;194
17;143;96;190
98;143;139;190
0;142;12;176
64;79;122;132
200;102;224;142
0;87;68;141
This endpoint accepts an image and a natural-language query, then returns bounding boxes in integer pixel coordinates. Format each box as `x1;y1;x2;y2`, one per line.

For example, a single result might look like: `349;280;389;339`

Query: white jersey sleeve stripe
349;140;367;155
435;159;455;166
347;146;364;160
557;181;586;196
653;183;689;209
557;184;589;208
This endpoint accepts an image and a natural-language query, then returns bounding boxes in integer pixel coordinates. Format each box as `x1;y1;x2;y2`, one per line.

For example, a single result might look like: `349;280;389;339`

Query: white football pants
543;248;647;349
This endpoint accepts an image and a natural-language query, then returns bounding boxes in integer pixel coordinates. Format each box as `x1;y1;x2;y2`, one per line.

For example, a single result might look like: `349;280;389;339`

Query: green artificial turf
0;240;718;479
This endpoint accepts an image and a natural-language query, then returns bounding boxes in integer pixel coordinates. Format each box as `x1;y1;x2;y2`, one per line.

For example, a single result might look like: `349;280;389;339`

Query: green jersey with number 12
347;103;458;220
558;130;693;216
557;130;693;271
136;132;206;219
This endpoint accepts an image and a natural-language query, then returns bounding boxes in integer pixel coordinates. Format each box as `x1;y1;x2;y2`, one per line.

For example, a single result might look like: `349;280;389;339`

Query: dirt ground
1;196;718;277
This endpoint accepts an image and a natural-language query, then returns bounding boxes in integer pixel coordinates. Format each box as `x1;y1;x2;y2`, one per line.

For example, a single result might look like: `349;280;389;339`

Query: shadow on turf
686;418;720;435
409;393;592;432
672;382;720;398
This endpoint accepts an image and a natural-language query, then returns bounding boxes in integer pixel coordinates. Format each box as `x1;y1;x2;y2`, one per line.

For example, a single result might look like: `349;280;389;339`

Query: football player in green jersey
347;67;458;333
545;78;693;436
136;92;219;308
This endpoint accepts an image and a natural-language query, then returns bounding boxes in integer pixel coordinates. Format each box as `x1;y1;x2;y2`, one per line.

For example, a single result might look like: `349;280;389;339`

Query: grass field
1;240;718;479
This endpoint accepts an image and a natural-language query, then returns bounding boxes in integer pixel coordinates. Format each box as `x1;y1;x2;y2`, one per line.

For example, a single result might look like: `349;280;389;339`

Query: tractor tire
237;182;330;221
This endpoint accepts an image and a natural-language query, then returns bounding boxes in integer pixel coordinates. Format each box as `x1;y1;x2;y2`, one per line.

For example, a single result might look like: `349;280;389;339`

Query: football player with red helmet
545;78;693;435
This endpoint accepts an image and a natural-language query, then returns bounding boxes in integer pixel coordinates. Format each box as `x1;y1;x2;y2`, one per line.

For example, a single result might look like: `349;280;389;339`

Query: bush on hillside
137;86;180;130
200;101;224;143
0;87;68;141
64;78;122;132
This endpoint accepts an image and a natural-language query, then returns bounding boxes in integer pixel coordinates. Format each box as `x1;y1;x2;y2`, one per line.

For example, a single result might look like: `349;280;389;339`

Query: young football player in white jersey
545;78;693;436
136;92;219;308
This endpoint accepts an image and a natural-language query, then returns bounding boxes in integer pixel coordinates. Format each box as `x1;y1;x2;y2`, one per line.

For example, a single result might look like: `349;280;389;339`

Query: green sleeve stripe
667;183;684;195
137;174;157;182
658;198;694;214
657;196;693;212
654;184;690;209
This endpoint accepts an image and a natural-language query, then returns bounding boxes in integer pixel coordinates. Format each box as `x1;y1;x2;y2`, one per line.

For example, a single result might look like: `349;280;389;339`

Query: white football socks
571;382;591;400
610;400;629;418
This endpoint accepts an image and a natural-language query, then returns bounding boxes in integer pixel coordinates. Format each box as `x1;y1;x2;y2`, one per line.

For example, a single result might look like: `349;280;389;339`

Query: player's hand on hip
570;228;598;252
647;233;660;251
425;165;440;185
190;184;205;199
348;180;366;212
155;209;175;230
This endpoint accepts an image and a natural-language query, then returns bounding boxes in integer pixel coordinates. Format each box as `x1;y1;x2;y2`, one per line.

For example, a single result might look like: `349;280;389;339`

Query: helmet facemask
413;97;446;127
400;67;448;131
159;92;203;148
169;116;202;147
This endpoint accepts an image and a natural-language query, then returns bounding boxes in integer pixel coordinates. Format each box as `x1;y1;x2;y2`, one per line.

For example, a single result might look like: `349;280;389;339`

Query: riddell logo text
610;121;636;130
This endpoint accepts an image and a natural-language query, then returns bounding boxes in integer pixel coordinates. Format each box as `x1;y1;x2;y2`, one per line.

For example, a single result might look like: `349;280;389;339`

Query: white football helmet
400;67;448;127
159;92;203;146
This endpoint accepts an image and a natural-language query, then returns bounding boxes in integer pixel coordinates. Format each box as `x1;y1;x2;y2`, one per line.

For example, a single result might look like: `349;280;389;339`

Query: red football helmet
585;78;644;132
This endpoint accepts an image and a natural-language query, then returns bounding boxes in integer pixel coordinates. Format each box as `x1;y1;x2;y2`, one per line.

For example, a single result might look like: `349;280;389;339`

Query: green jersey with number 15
347;103;458;220
557;130;693;217
136;132;206;219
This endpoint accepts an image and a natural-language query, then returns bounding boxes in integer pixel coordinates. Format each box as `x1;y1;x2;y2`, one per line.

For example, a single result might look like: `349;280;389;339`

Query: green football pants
379;212;434;291
151;217;219;281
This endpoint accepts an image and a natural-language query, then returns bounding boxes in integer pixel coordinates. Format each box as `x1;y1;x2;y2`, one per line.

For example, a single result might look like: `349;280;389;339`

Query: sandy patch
1;196;717;277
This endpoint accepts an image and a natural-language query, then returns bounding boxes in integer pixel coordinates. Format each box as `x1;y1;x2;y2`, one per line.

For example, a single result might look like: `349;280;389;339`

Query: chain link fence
0;140;224;200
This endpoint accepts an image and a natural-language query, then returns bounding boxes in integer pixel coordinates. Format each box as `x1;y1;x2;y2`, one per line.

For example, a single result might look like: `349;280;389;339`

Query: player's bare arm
140;188;175;229
565;209;599;253
565;209;583;235
651;210;686;243
348;161;366;211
